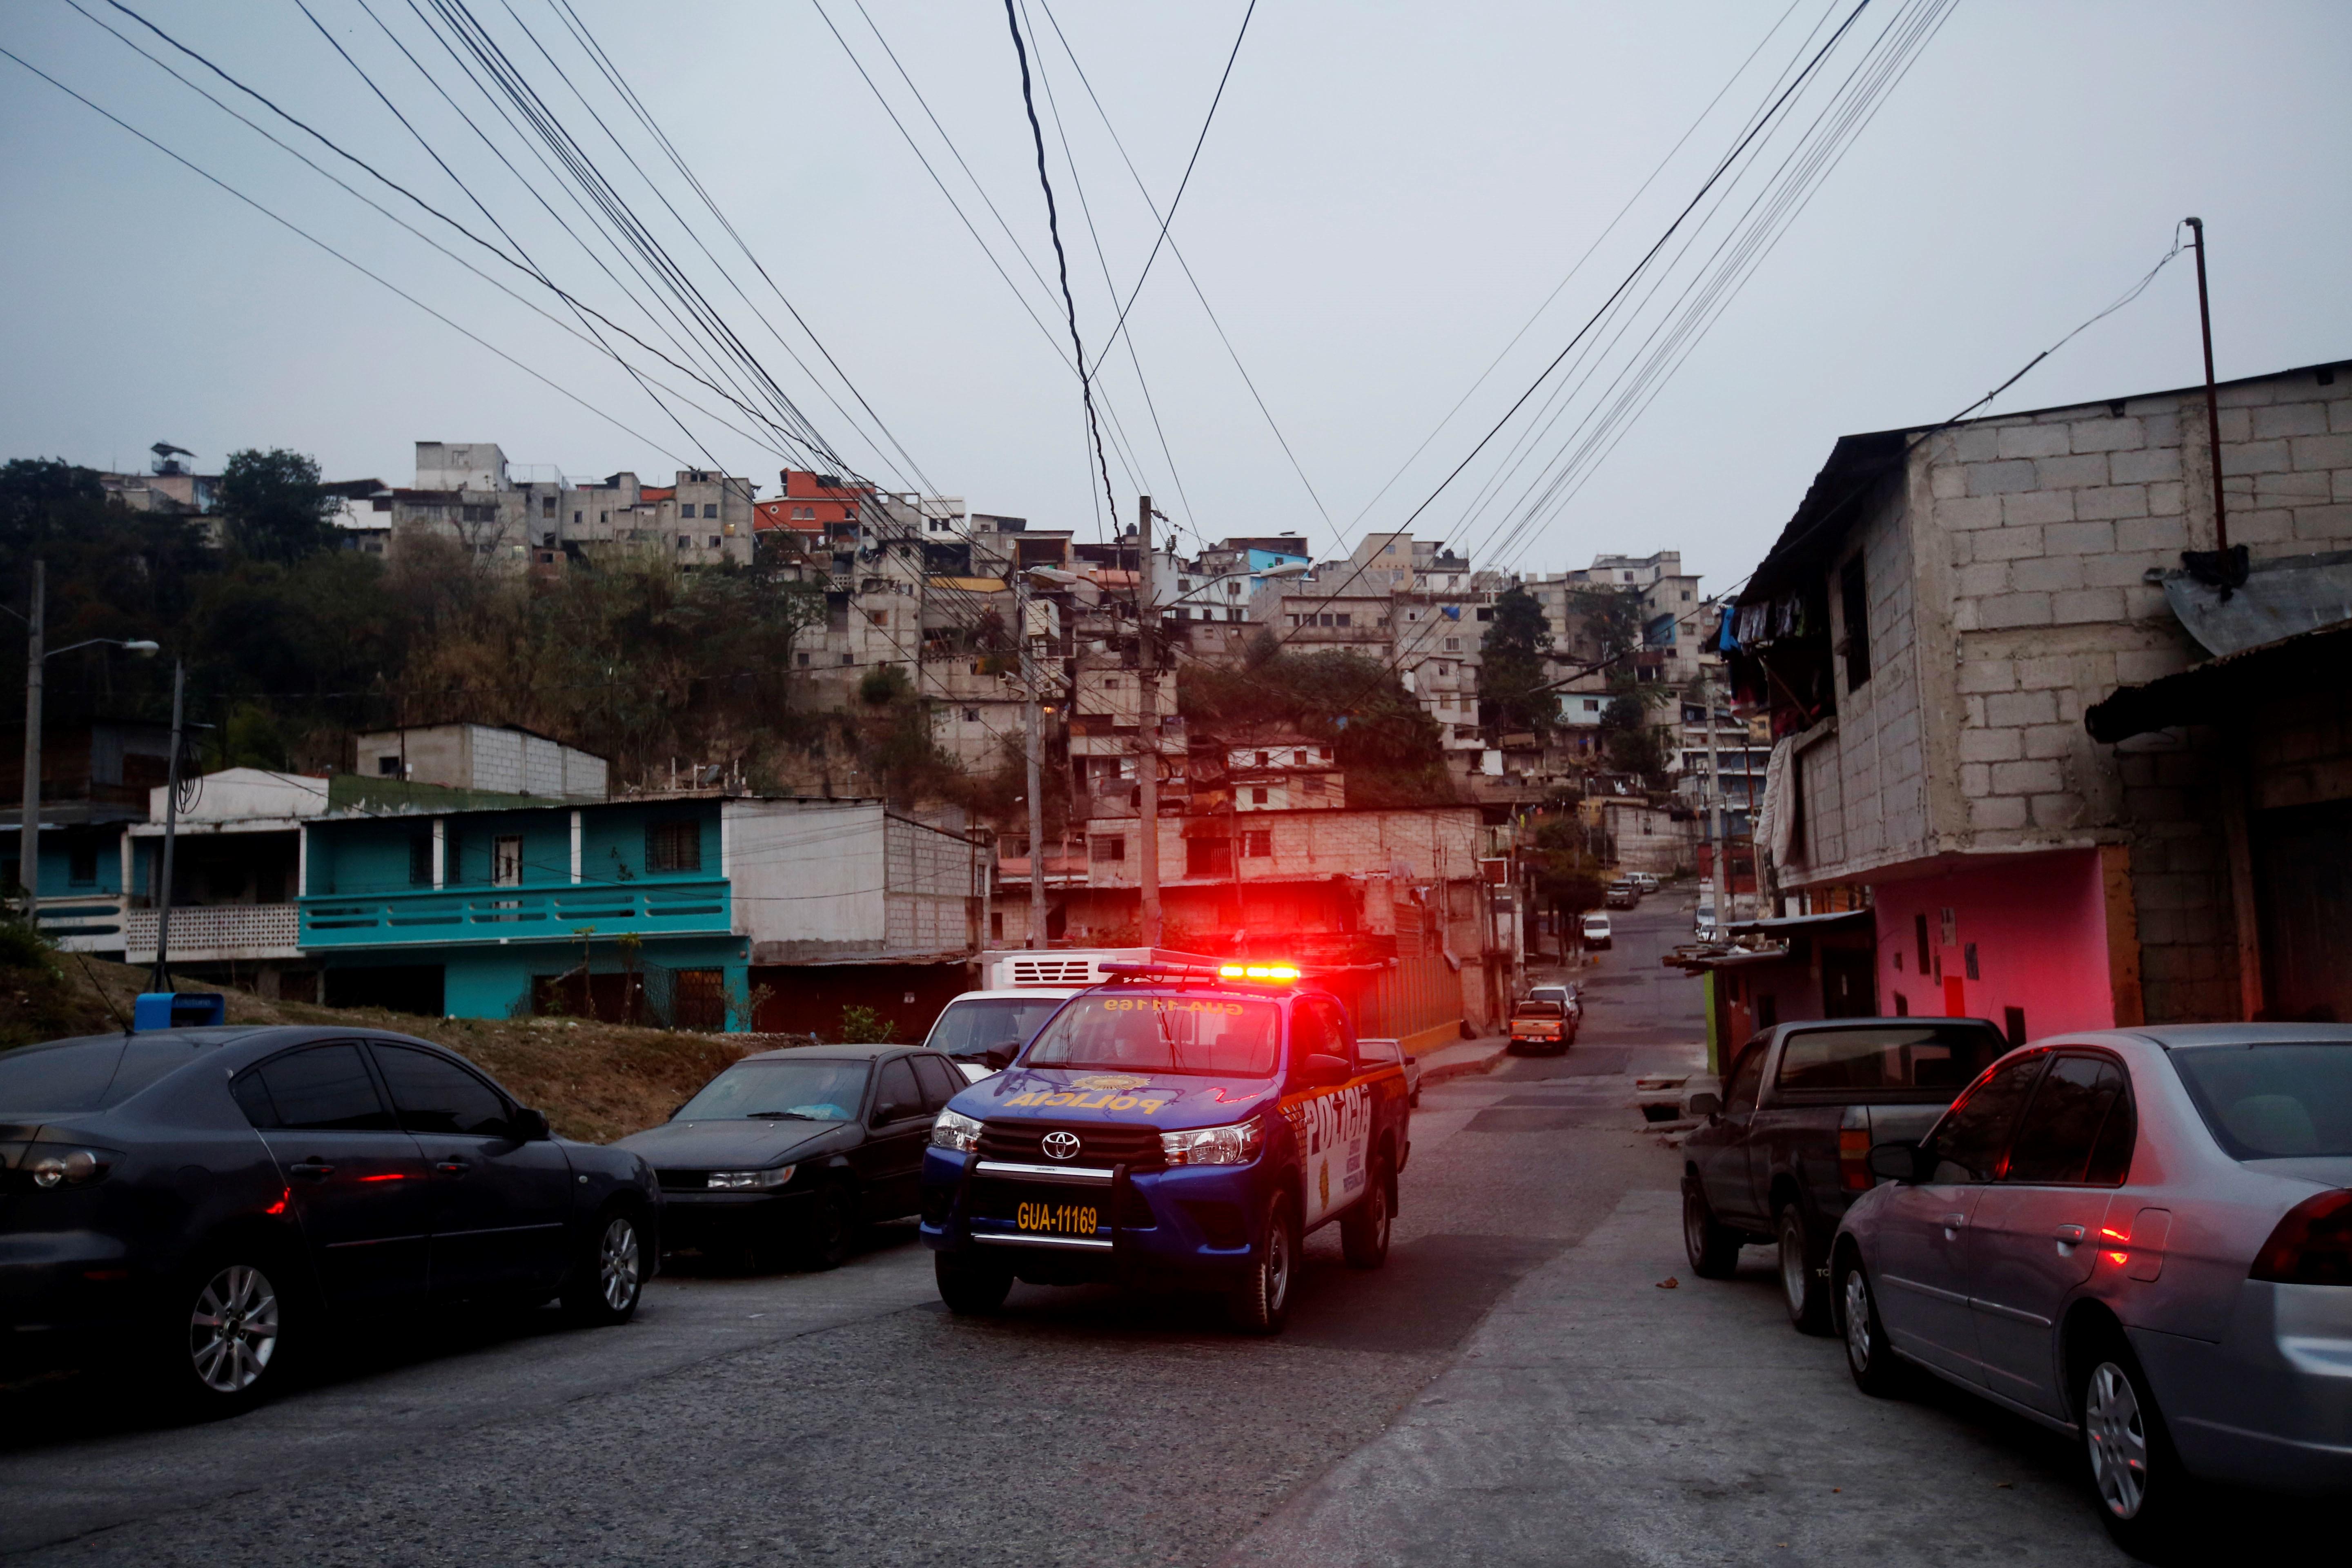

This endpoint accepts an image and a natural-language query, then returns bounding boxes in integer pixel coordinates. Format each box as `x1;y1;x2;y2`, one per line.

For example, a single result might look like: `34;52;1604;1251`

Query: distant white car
1628;872;1661;893
1580;912;1613;951
919;988;1080;1082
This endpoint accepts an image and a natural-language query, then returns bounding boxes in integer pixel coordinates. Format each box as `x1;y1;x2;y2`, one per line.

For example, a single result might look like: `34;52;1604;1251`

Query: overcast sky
4;0;2348;595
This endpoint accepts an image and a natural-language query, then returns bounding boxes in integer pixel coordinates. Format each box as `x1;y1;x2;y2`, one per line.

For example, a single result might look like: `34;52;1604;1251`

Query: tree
1563;584;1643;662
218;448;336;563
1179;646;1456;806
1477;583;1553;740
1526;818;1607;958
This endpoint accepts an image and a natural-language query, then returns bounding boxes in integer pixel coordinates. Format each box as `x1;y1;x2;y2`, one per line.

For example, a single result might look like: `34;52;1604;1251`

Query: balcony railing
300;880;731;949
32;893;126;952
126;902;301;962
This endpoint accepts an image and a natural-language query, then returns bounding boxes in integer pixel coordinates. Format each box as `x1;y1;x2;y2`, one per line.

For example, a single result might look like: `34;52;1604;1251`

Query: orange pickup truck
1507;999;1568;1056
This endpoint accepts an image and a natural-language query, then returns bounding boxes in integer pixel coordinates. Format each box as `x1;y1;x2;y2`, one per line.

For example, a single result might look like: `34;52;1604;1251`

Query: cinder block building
1730;358;2352;1036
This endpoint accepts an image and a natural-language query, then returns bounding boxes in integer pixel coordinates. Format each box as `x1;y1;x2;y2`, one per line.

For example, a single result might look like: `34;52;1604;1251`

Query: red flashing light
356;1172;408;1183
264;1186;289;1216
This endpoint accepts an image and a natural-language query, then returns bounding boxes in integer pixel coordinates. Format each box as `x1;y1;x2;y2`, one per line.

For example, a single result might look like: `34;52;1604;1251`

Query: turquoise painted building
301;795;746;1023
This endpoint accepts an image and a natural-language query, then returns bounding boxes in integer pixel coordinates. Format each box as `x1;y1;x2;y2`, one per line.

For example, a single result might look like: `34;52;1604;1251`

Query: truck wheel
935;1254;1013;1315
1228;1192;1297;1334
1777;1205;1831;1335
1681;1179;1742;1280
1341;1157;1392;1269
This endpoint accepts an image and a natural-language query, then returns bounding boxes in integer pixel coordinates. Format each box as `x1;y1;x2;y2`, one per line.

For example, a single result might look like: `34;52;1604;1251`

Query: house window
1444;638;1460;653
704;503;719;518
646;821;702;873
1334;613;1352;628
1251;788;1269;805
677;534;690;548
1091;835;1125;863
1243;829;1272;858
1186;837;1231;877
1254;751;1270;767
1475;608;1492;621
492;835;523;888
1840;555;1872;690
1302;775;1324;795
798;653;811;667
573;510;583;524
378;755;402;777
67;840;98;887
963;707;980;723
541;495;555;518
408;835;434;886
840;654;854;666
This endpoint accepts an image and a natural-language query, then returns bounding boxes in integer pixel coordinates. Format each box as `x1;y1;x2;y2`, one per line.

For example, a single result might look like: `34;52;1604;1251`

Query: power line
1002;0;1118;530
1081;0;1256;382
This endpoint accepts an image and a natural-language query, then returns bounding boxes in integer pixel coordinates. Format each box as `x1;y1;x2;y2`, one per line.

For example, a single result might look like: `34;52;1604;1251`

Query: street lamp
12;559;160;909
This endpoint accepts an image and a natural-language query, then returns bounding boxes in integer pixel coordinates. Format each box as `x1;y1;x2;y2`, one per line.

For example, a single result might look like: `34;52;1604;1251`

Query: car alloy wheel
2085;1361;2149;1519
1842;1267;1874;1376
597;1215;642;1313
188;1263;280;1395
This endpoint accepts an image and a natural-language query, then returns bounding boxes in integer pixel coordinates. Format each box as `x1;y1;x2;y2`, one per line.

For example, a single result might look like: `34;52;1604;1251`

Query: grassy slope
0;952;787;1144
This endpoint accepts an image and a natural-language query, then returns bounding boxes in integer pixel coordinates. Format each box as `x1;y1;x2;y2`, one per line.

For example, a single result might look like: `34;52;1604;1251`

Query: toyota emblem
1040;1130;1082;1161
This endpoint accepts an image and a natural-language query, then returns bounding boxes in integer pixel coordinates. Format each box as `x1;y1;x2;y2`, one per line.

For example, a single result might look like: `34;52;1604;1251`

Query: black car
617;1043;963;1269
0;1025;659;1414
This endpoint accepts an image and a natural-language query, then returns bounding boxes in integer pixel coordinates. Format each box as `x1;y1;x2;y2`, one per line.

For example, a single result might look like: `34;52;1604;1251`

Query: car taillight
1838;1128;1872;1191
2251;1189;2352;1286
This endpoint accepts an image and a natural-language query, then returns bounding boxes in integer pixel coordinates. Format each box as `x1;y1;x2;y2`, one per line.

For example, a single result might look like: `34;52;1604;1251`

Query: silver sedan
1831;1024;2352;1554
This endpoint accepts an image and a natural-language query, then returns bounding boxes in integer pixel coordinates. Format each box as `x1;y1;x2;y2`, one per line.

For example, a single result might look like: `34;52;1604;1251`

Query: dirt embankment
1;949;795;1144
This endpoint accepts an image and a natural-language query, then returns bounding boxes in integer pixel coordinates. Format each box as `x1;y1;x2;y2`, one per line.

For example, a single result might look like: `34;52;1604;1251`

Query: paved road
0;900;2324;1564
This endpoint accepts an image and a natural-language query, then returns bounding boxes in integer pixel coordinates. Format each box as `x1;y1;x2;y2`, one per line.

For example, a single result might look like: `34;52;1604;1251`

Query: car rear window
2169;1043;2352;1160
0;1036;205;1115
1775;1024;2007;1096
1514;1002;1564;1018
923;997;1068;1062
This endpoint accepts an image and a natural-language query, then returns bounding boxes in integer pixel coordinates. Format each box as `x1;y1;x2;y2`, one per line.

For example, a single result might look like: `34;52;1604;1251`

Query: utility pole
1019;573;1047;949
1704;680;1728;931
2185;218;2229;554
150;660;185;993
16;560;40;908
1134;494;1162;947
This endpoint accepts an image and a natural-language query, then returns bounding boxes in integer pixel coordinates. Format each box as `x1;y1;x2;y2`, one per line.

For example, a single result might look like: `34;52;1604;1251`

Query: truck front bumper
920;1146;1265;1287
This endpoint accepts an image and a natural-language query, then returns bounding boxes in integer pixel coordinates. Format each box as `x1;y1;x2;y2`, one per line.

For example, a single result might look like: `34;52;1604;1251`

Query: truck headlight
931;1109;982;1153
707;1166;794;1190
1160;1119;1263;1167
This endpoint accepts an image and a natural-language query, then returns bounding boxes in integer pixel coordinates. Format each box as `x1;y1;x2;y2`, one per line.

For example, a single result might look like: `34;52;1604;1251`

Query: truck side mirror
1867;1141;1925;1182
1297;1052;1350;1089
1687;1091;1722;1119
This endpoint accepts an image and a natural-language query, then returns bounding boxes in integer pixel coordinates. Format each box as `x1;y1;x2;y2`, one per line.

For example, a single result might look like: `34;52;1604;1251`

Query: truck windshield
1024;994;1280;1078
2170;1042;2352;1160
1775;1024;2005;1094
924;997;1067;1063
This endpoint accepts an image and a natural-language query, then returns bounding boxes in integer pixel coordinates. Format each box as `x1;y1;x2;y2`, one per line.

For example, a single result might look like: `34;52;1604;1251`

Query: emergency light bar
1098;961;1305;985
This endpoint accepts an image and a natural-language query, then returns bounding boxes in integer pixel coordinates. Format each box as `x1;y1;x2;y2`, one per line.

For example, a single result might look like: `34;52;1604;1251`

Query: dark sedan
617;1043;963;1269
1;1025;659;1415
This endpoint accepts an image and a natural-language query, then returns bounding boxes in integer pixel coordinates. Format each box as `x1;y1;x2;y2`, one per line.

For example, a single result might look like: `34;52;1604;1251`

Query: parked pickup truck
1506;999;1569;1056
1680;1016;2010;1333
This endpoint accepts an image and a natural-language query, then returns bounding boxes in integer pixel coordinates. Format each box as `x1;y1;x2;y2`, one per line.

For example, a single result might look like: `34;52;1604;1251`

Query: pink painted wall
1871;849;2115;1041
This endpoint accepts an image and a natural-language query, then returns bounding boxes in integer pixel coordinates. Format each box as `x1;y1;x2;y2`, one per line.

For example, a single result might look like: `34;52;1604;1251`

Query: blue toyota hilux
919;963;1411;1332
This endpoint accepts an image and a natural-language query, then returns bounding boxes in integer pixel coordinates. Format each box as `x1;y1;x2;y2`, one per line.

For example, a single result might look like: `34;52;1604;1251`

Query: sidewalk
1224;1189;2134;1568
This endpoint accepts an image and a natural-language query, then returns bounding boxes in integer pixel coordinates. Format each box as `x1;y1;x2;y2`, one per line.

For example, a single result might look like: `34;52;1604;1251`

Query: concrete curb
1416;1040;1510;1086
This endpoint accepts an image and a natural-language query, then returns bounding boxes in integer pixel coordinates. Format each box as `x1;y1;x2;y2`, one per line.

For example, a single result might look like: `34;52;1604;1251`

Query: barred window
645;821;702;873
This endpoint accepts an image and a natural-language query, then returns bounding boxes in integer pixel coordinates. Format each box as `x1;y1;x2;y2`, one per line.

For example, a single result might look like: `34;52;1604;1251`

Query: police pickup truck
919;961;1410;1333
